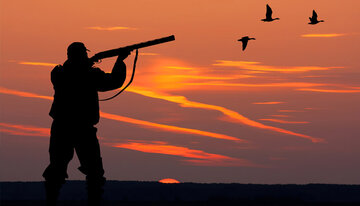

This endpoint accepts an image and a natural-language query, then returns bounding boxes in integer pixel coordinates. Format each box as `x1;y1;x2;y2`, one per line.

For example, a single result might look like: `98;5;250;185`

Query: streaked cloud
128;88;324;143
1;86;323;143
109;141;257;167
185;82;324;88
268;115;290;118
301;33;347;38
0;87;244;142
139;53;159;56
259;119;309;124
100;112;245;142
164;66;196;70
18;61;58;67
278;110;303;113
0;122;50;137
0;87;53;100
85;26;137;31
253;102;284;105
297;88;360;93
167;74;253;80
213;60;343;73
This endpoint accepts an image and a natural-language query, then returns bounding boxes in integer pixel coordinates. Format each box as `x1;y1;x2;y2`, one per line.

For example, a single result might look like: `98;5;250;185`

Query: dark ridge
1;181;360;206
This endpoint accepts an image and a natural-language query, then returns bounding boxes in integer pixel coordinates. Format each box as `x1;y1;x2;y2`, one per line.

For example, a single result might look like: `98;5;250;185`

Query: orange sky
1;0;360;184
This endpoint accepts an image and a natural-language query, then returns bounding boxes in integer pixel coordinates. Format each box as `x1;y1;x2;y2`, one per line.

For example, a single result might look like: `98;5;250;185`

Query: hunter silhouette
43;42;130;206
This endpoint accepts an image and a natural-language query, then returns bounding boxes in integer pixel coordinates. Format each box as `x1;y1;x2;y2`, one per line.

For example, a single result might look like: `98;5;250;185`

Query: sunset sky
1;0;360;184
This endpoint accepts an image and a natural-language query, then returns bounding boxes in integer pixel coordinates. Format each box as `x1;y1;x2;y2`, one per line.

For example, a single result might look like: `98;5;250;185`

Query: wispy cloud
0;87;53;100
253;102;284;105
17;61;58;67
0;122;253;167
259;119;309;124
185;82;324;88
128;87;324;143
297;88;360;93
166;75;253;80
278;110;303;113
0;87;244;142
100;112;245;142
268;115;290;118
301;33;347;38
86;26;137;31
213;60;343;73
108;140;257;167
139;53;159;56
0;122;50;137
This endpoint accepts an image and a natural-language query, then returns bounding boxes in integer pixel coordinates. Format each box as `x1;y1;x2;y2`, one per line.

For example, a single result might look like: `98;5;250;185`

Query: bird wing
312;10;318;20
266;4;273;19
242;40;248;51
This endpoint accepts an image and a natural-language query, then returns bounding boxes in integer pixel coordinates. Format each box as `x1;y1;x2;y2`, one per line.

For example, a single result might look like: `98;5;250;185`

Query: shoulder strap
99;49;139;101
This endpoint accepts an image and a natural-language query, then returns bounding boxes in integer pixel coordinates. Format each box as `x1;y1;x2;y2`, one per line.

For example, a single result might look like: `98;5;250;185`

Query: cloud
268;115;290;118
184;82;324;88
278;110;303;113
18;61;58;67
0;86;323;143
165;74;253;80
297;88;360;93
139;53;159;56
0;121;253;167
109;140;257;167
301;33;347;38
85;26;137;31
259;119;309;124
213;60;343;73
253;102;284;105
100;112;245;142
128;87;324;143
0;122;50;137
0;87;244;142
0;87;53;100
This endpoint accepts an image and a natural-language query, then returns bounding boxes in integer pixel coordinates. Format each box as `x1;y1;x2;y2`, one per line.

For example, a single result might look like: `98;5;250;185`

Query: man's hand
117;49;131;61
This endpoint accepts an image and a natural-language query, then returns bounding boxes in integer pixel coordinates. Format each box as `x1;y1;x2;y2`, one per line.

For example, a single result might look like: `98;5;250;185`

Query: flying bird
309;10;324;24
238;36;256;51
261;4;280;22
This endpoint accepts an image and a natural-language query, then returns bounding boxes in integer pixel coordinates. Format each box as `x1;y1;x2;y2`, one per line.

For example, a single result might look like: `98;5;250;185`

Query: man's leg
43;122;74;206
75;126;105;206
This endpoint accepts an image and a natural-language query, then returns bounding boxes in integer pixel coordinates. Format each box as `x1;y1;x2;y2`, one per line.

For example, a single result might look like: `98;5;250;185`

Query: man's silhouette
43;42;130;206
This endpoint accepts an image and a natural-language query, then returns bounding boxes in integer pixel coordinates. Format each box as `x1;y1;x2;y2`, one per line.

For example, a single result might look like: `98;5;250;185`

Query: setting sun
159;178;180;184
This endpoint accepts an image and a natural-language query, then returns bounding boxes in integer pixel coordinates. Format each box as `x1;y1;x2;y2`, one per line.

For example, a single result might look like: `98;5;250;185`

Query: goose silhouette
238;36;256;51
309;10;324;24
261;4;280;22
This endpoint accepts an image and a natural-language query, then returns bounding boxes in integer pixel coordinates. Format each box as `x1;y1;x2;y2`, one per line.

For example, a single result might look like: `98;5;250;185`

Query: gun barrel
90;35;175;62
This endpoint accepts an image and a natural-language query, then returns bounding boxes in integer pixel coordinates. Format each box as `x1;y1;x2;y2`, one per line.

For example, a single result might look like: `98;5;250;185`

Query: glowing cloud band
128;88;324;143
0;87;243;142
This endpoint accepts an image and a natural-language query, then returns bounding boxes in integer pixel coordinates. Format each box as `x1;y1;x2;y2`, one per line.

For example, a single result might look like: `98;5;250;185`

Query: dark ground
1;181;360;206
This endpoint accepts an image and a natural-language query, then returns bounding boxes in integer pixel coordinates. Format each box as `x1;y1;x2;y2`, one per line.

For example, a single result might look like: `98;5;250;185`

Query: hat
67;42;90;54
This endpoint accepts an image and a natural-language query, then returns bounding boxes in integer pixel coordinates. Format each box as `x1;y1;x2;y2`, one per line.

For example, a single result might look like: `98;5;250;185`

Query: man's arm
96;51;130;92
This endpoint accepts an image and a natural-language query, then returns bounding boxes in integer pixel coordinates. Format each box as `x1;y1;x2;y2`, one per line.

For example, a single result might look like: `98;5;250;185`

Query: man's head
67;42;89;62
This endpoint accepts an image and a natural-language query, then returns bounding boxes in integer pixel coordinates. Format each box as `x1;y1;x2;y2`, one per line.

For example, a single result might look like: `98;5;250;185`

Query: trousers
43;121;105;205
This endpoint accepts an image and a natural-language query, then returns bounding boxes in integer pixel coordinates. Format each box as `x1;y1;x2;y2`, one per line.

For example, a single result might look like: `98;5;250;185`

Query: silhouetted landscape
1;181;360;206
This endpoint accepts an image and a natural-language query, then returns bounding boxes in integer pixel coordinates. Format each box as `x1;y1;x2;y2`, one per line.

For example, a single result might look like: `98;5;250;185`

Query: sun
159;178;180;184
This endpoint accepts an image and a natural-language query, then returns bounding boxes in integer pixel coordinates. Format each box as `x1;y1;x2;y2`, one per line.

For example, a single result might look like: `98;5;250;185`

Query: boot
44;181;62;206
86;177;105;206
